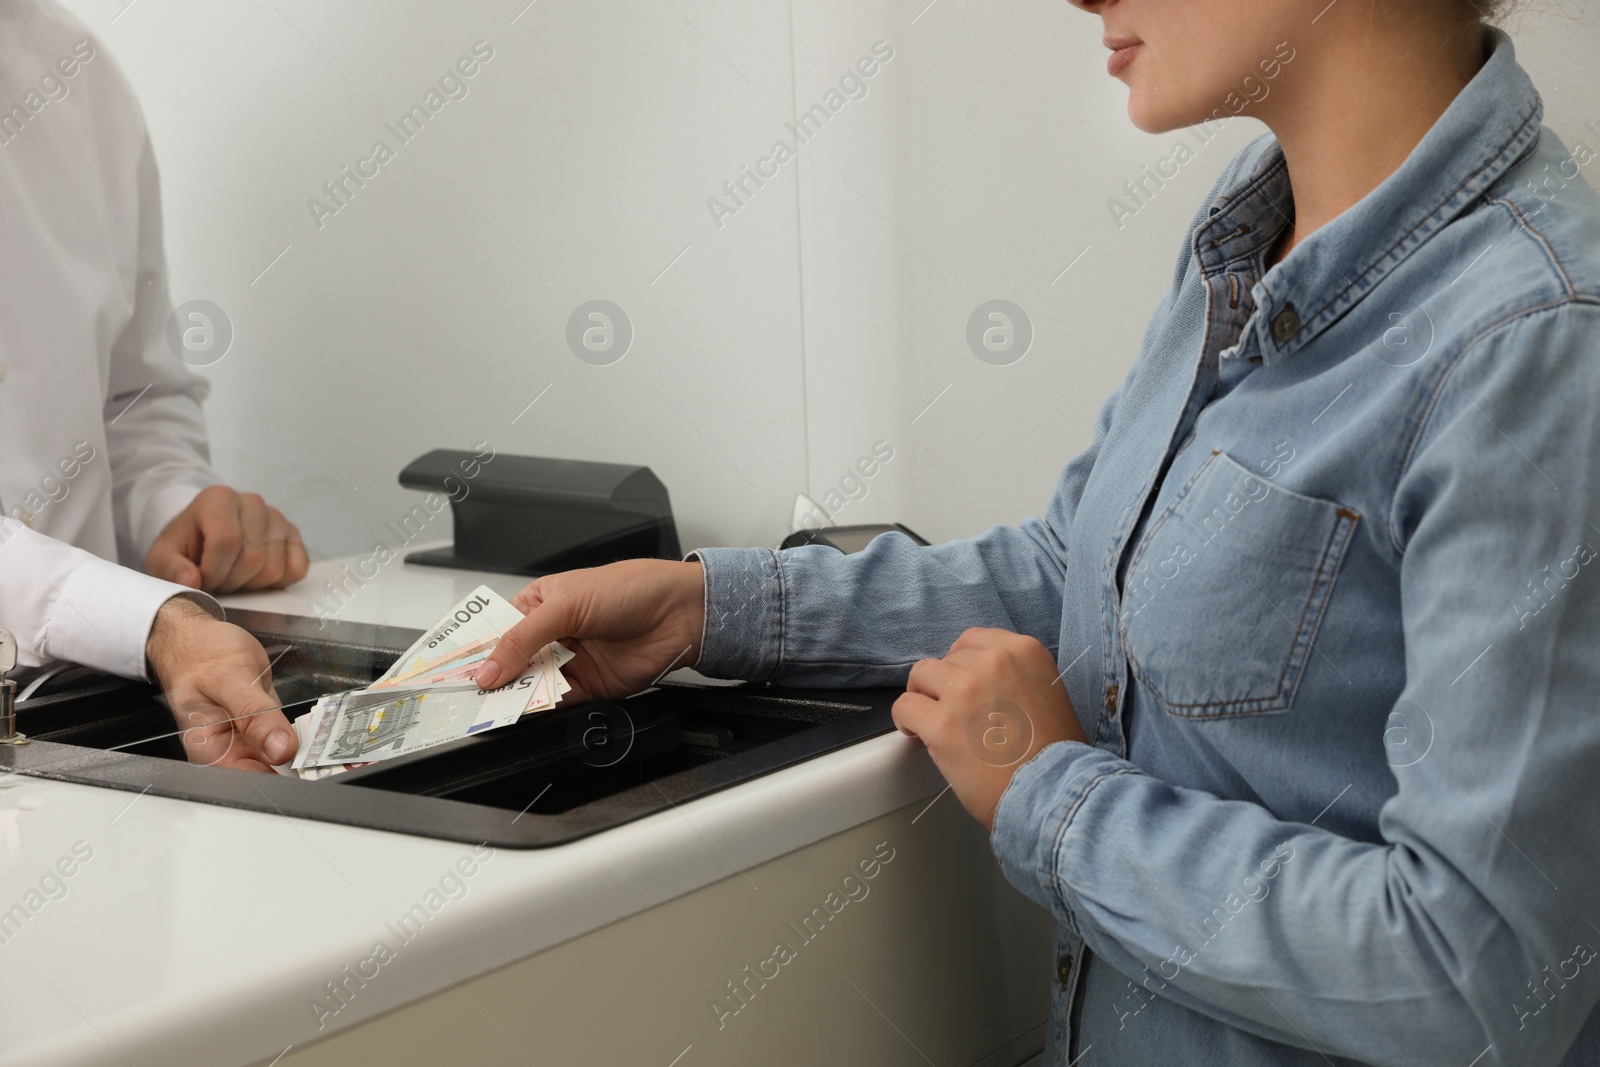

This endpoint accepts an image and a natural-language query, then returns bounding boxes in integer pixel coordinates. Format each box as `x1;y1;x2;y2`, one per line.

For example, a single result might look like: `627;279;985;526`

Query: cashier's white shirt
0;1;220;679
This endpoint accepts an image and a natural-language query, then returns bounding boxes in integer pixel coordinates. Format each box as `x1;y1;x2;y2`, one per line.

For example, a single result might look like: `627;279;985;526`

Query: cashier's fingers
183;487;242;590
230;687;296;765
227;508;297;592
175;706;237;767
177;717;272;773
213;492;274;593
188;659;296;767
175;707;262;771
283;522;310;587
181;683;296;771
144;514;205;588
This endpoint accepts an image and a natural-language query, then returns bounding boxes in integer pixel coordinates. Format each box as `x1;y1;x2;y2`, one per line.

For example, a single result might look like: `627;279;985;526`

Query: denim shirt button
1271;307;1301;342
1103;685;1120;713
1057;954;1075;984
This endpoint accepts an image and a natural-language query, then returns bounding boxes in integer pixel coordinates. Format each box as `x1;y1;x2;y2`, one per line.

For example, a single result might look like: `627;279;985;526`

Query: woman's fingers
947;627;1038;657
510;580;547;613
478;561;707;699
906;656;958;698
477;598;569;690
891;690;939;737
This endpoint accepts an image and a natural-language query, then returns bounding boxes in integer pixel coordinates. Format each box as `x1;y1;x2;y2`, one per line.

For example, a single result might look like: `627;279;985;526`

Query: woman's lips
1104;37;1143;77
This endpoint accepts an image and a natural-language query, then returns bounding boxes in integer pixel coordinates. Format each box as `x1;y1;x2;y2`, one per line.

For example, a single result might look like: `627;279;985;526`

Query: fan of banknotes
282;586;573;780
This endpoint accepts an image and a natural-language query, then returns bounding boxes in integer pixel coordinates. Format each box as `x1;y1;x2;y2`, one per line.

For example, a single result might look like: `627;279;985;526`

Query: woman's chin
1126;98;1182;136
1126;92;1215;137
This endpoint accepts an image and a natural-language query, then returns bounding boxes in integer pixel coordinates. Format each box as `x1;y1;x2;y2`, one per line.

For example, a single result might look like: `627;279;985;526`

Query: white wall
790;0;1600;545
61;0;812;559
60;0;1600;562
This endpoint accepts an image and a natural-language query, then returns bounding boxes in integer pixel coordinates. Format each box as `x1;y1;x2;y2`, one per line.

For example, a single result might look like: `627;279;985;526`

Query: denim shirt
689;29;1600;1067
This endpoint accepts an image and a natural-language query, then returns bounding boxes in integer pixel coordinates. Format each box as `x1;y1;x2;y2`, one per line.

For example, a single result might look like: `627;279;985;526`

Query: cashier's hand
893;628;1087;831
145;485;310;594
146;597;297;773
476;559;707;703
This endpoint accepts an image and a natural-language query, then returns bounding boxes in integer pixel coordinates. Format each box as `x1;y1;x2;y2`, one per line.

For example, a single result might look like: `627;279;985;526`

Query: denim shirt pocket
1118;450;1359;718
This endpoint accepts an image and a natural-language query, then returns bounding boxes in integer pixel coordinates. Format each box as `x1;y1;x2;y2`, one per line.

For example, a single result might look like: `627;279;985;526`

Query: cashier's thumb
147;543;203;589
227;685;296;765
263;724;297;765
168;560;203;588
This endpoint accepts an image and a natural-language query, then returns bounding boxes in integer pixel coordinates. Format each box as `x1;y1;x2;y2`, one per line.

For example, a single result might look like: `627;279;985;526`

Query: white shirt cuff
51;557;221;681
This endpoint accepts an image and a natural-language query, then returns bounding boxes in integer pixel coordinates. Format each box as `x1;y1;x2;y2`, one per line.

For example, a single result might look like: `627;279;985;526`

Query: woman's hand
893;627;1088;831
475;559;707;703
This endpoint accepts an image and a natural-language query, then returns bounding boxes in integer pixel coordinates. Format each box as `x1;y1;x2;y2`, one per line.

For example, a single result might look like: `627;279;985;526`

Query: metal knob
0;629;25;745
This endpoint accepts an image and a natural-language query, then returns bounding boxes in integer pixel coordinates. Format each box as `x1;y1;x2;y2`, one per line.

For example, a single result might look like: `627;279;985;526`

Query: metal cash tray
0;609;896;848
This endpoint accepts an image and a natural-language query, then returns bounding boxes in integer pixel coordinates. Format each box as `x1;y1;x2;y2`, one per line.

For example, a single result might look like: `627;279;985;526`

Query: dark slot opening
5;609;896;847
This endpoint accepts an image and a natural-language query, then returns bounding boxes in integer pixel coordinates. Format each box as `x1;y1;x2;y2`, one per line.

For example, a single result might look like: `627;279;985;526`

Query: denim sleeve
688;378;1127;687
689;520;1061;686
992;303;1600;1067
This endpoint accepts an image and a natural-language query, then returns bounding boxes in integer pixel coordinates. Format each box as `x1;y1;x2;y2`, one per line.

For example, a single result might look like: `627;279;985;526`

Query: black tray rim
3;609;898;849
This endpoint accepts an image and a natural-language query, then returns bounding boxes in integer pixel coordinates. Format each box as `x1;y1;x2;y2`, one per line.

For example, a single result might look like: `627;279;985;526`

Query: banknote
288;588;576;774
296;762;365;781
293;686;511;768
373;586;525;686
292;660;567;771
278;711;370;779
379;631;576;692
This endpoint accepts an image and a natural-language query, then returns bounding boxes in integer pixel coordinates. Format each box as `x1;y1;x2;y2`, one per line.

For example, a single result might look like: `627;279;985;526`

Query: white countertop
0;553;941;1067
212;544;535;630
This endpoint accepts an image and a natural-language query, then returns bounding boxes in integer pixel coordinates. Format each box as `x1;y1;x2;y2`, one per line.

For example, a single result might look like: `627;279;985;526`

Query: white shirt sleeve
0;7;227;682
0;519;221;680
105;131;222;566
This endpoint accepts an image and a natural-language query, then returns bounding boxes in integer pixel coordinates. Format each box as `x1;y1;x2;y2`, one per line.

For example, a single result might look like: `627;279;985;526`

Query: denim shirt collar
1194;27;1543;367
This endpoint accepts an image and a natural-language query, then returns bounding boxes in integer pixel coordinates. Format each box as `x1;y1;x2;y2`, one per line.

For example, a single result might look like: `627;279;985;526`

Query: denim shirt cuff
685;546;784;682
991;741;1134;930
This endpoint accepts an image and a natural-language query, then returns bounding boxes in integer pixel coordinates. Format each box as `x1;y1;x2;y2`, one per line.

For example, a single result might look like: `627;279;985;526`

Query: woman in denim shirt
480;0;1600;1062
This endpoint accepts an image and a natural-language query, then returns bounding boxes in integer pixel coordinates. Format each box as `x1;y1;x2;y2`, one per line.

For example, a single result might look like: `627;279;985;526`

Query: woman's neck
1261;10;1487;266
